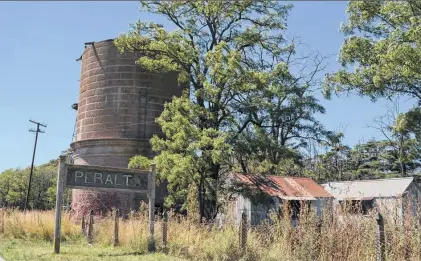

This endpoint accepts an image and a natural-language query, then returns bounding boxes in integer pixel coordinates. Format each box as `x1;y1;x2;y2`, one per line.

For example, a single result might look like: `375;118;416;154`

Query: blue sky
0;1;416;172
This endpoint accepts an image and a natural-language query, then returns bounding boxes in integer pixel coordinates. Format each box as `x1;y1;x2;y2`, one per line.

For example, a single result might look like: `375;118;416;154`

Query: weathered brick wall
76;39;181;141
71;39;183;216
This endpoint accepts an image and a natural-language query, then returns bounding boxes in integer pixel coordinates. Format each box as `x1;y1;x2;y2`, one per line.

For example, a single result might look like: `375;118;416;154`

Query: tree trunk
198;175;205;223
208;164;220;220
400;161;407;177
240;159;247;173
399;135;407;176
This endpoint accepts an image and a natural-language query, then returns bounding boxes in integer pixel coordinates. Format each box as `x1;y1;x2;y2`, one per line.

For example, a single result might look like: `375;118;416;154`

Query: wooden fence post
0;210;4;234
239;211;248;250
81;215;85;235
147;164;156;252
162;211;168;250
113;209;119;247
87;210;94;244
375;212;385;261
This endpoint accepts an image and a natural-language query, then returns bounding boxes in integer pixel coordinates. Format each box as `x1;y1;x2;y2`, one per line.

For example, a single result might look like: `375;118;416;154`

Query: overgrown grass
1;205;421;261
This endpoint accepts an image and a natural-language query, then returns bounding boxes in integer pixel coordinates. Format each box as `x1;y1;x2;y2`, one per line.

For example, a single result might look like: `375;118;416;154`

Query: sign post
54;155;66;254
53;159;154;254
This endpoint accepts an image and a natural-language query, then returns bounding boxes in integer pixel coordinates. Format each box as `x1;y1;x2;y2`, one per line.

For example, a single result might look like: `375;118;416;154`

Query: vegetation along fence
1;204;421;261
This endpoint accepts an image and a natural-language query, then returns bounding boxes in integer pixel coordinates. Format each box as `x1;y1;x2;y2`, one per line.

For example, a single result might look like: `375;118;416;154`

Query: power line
24;119;47;211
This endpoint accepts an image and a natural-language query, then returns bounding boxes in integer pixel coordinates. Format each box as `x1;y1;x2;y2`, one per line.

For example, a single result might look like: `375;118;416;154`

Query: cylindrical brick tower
70;39;183;216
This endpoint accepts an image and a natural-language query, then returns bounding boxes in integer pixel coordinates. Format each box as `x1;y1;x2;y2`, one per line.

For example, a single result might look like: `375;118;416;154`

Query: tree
302;132;354;182
324;1;421;140
151;96;231;220
229;44;333;175
0;168;27;209
117;1;335;219
325;1;421;100
395;106;421;141
0;159;59;210
304;136;421;182
116;0;297;220
368;103;421;176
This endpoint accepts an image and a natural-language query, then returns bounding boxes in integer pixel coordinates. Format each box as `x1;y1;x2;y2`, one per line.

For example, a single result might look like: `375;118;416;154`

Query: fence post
162;211;168;250
0;210;4;234
81;215;85;235
147;164;156;252
375;212;385;261
87;210;94;244
113;209;119;247
239;211;248;250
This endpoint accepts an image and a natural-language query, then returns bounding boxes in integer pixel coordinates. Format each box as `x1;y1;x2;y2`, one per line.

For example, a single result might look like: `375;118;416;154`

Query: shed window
285;200;311;219
290;200;301;219
340;200;374;215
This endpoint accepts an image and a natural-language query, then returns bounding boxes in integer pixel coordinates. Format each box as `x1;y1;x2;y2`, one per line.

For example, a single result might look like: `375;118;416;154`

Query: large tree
324;1;421;140
230;45;332;175
116;1;331;220
116;1;293;220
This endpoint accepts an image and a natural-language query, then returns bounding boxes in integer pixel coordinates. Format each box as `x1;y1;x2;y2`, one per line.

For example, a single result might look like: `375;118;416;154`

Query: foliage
150;95;231;218
324;1;421;142
324;1;421;101
230;56;334;175
186;184;200;222
395;106;421;141
305;138;421;182
0;159;60;210
128;155;151;171
117;0;336;219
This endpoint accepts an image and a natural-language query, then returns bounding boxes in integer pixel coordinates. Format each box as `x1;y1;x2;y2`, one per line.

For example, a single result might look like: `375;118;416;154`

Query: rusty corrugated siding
233;173;332;200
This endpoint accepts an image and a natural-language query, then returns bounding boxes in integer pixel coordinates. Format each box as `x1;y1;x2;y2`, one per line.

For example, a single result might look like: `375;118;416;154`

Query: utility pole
24;119;47;211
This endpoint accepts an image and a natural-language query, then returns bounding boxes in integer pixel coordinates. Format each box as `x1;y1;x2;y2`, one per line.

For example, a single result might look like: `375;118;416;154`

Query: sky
0;1;416;172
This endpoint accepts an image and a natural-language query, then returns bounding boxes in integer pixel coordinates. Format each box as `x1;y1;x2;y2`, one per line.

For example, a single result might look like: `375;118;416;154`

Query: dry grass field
0;207;420;261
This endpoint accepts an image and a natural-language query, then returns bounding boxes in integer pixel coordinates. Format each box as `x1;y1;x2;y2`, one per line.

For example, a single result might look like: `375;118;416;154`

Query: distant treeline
1;133;420;211
0;159;64;210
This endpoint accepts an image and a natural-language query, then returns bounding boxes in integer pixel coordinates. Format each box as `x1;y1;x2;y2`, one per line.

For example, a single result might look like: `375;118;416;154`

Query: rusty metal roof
233;173;332;200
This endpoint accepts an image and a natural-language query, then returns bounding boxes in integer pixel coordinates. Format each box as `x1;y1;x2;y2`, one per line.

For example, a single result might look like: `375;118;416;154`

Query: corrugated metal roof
322;177;414;200
233;173;332;200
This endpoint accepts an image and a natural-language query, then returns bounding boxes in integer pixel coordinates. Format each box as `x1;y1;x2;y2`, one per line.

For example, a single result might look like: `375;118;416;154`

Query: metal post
375;212;385;261
113;209;119;247
53;155;66;254
147;164;156;252
239;211;247;250
87;210;94;244
162;211;168;250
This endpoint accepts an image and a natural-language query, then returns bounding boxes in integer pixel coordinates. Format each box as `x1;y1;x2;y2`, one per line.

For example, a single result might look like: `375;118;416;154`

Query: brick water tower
70;39;183;216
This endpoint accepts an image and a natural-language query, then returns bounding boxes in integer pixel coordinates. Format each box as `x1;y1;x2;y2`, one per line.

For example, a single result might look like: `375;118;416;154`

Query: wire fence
2;204;421;261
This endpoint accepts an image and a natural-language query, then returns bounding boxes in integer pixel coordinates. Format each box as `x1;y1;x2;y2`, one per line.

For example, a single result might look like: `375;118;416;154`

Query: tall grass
1;205;420;261
0;209;80;241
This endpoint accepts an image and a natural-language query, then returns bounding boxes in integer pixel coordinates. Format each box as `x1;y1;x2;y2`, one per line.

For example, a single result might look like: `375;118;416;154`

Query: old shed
322;177;421;217
227;173;333;226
